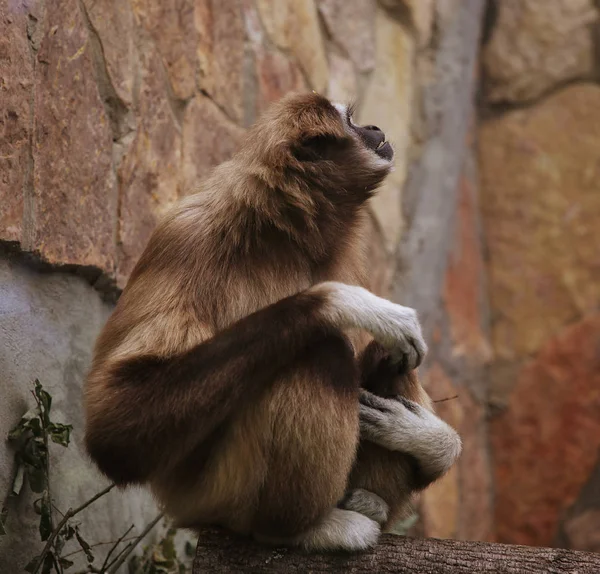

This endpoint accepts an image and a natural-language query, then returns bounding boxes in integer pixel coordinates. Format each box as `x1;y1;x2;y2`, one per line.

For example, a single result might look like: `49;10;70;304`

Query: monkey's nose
363;125;382;132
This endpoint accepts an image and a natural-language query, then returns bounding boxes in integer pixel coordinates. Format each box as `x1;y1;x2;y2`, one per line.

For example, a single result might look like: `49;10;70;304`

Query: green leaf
184;540;194;557
22;435;47;467
48;423;73;448
39;491;53;541
41;551;55;574
75;528;95;563
160;533;176;561
8;408;42;442
63;524;76;540
24;556;40;573
59;556;74;570
26;463;46;494
54;533;65;555
151;547;168;564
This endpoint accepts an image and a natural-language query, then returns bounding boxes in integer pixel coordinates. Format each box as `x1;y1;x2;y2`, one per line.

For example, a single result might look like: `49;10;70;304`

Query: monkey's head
243;92;394;205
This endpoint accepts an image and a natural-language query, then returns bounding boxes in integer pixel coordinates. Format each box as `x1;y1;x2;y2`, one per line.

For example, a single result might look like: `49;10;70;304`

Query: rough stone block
491;315;600;547
483;0;598;103
0;3;33;244
319;0;375;72
256;0;328;93
31;0;117;275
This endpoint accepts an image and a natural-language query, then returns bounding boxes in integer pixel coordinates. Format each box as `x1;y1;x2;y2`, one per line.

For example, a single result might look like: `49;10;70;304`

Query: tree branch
193;529;600;573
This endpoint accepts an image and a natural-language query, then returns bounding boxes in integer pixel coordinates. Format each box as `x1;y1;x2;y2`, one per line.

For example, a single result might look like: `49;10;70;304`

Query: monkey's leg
87;282;426;485
252;334;380;552
359;390;462;485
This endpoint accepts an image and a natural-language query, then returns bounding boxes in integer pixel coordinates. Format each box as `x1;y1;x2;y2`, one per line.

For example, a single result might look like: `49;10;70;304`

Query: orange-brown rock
31;0;117;274
131;0;247;123
483;0;598;103
116;44;182;286
130;0;197;101
195;0;247;123
256;0;328;93
443;172;491;364
82;0;137;108
479;85;600;371
180;95;245;196
0;2;33;243
421;364;461;540
455;386;494;542
318;0;375;72
491;315;600;547
378;0;434;48
363;213;392;298
254;49;307;117
421;364;493;542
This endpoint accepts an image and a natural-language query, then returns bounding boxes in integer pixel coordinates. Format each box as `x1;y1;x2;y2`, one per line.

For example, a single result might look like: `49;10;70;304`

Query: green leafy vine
1;380;192;574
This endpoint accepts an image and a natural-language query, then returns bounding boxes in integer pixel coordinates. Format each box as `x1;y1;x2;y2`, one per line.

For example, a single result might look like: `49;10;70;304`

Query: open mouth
375;140;393;161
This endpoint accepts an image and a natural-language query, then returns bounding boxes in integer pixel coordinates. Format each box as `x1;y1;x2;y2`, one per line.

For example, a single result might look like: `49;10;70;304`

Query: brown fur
351;340;436;530
84;92;428;543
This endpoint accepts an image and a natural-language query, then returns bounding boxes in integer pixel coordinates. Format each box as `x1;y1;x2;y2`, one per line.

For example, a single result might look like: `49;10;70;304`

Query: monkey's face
333;103;394;162
245;92;394;203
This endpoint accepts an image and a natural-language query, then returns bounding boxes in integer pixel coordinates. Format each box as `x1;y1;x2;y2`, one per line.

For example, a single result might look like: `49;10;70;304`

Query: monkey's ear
292;133;344;162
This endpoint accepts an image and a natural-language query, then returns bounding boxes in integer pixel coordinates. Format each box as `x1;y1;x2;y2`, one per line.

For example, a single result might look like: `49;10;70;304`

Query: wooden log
193;529;600;573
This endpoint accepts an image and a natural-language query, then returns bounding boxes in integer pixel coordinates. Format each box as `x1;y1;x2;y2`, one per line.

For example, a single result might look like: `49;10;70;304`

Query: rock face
31;0;118;273
6;0;600;563
318;0;376;72
0;257;159;572
359;5;413;251
483;0;598;103
480;84;600;545
116;43;182;285
256;0;328;93
480;85;600;390
491;316;600;547
0;1;33;243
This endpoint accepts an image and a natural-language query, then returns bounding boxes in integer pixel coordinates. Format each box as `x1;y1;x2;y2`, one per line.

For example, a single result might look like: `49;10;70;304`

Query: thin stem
32;484;116;574
52;503;66;518
106;513;164;574
433;395;458;404
70;483;116;516
61;536;138;559
31;388;55;534
99;523;135;572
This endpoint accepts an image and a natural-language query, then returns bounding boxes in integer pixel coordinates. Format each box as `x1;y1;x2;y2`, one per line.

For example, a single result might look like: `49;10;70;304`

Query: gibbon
84;92;461;552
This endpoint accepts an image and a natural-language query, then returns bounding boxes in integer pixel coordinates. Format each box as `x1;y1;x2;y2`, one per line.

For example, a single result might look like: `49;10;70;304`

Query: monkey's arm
85;282;426;486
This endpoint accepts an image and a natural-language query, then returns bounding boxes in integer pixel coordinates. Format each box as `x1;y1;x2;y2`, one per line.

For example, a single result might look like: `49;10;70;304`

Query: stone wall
2;0;598;569
480;0;600;552
1;1;490;568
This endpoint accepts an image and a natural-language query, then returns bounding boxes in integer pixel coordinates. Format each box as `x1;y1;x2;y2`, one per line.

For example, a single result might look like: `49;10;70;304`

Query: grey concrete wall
0;253;159;572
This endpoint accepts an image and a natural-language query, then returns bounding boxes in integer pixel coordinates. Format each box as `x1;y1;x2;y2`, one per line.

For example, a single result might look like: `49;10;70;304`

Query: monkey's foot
340;489;389;526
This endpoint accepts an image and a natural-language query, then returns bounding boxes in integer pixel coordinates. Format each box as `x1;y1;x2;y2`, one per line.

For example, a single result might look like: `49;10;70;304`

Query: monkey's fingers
359;404;386;425
359;389;394;412
388;338;424;372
